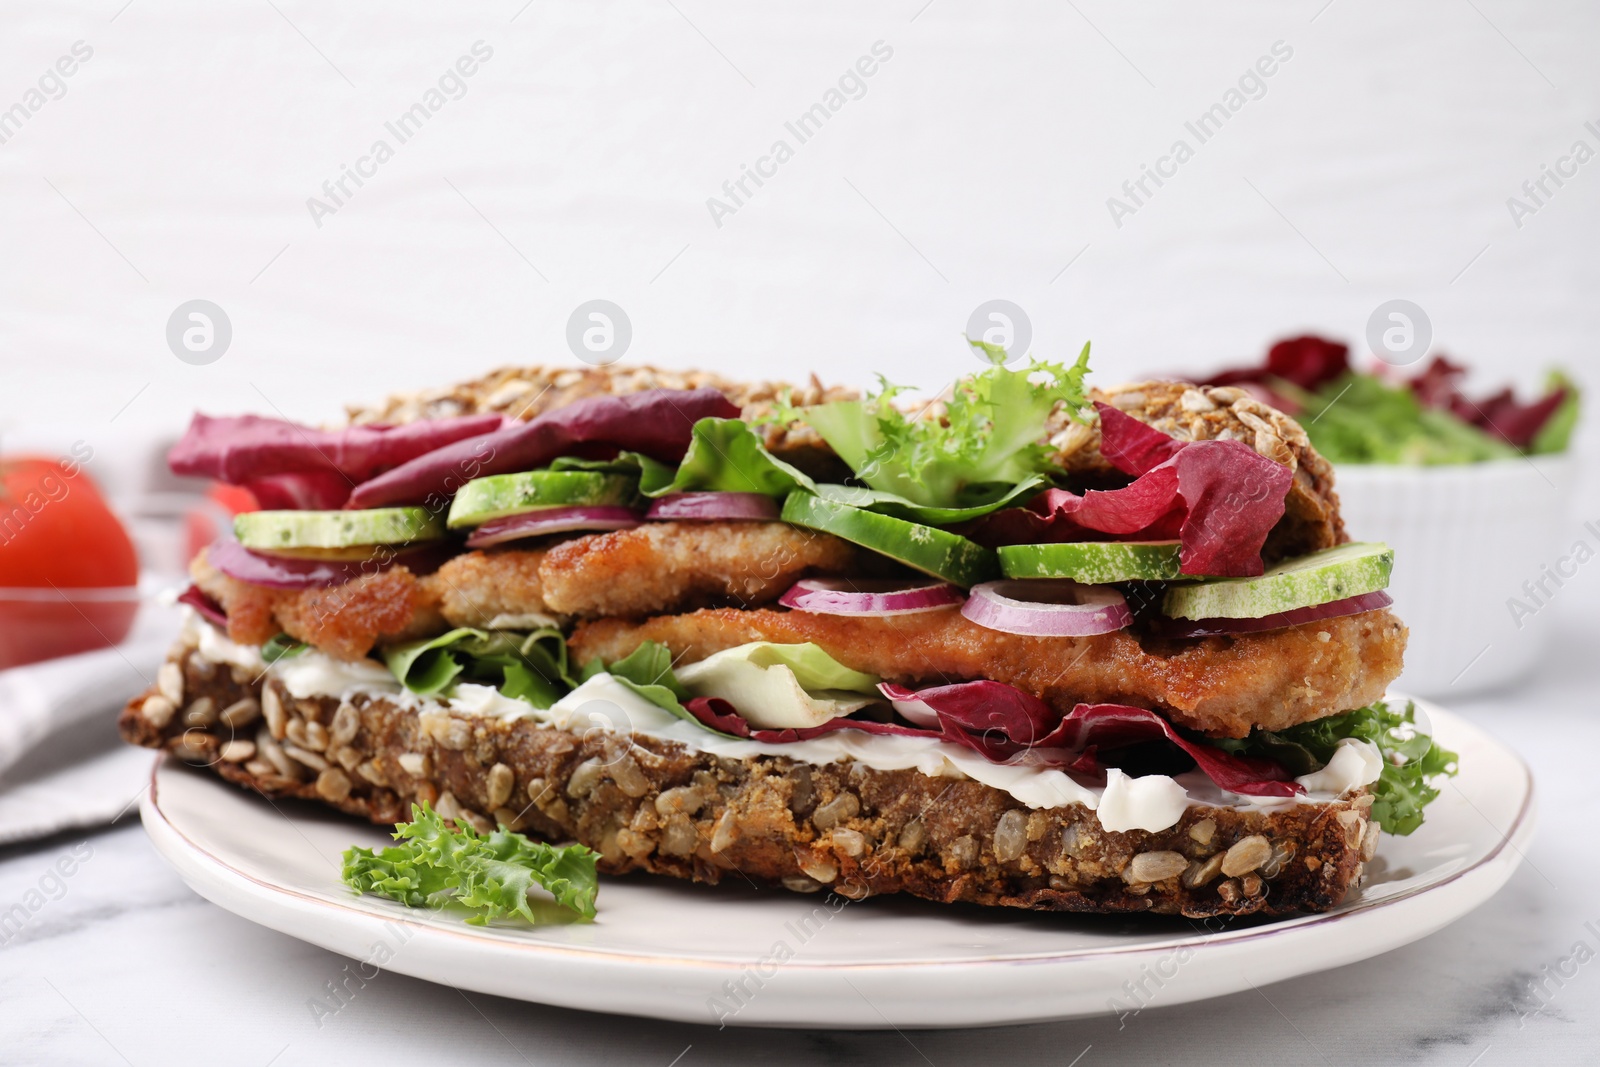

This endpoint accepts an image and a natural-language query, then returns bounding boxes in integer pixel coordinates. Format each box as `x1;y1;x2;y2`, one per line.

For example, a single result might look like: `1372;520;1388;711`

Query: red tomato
0;456;138;587
0;455;139;667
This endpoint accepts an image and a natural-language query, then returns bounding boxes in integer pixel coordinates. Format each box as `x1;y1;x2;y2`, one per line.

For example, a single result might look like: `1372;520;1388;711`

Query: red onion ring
961;579;1132;637
208;537;451;589
465;506;642;548
645;492;781;522
778;577;965;616
1151;590;1394;639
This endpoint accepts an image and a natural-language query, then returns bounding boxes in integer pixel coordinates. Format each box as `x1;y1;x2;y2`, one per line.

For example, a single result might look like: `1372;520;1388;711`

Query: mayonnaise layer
182;612;1381;833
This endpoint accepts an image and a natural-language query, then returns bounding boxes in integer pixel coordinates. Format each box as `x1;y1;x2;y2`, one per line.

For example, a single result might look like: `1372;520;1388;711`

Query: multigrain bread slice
118;638;1378;918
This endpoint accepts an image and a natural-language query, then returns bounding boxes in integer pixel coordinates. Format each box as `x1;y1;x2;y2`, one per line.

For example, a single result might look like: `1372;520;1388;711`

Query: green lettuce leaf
548;451;675;493
384;628;572;707
1280;375;1518;465
342;803;599;924
672;641;882;729
586;640;882;735
583;640;743;733
797;342;1092;511
603;640;690;702
720;641;880;694
1221;699;1458;835
811;477;1050;525
639;417;816;498
1532;371;1580;455
581;642;714;735
261;633;308;663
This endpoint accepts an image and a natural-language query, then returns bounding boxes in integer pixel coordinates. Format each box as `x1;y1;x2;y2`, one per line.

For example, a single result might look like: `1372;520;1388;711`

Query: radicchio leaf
1200;334;1351;400
168;413;505;486
681;679;1301;798
1196;338;1572;453
176;584;228;628
347;389;740;509
965;402;1291;576
243;470;353;510
877;683;1299;795
1408;355;1570;450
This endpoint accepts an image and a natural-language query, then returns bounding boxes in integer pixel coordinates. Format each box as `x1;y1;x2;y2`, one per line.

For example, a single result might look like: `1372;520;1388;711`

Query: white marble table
0;611;1594;1066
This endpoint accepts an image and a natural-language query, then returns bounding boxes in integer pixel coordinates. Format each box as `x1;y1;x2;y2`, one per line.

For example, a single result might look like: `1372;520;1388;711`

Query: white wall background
0;1;1596;443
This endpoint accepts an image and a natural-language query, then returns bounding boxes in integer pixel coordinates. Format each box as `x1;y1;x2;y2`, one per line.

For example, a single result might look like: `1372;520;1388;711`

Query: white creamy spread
1295;737;1383;794
1096;768;1193;833
196;621;267;671
182;612;1382;832
275;651;397;700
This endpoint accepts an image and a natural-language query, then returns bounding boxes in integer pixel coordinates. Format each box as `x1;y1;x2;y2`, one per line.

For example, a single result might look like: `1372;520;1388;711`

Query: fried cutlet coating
191;549;441;661
422;547;559;630
537;521;860;617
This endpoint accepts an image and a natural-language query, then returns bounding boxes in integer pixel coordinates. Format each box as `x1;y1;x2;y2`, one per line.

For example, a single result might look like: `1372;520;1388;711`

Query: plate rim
140;700;1535;973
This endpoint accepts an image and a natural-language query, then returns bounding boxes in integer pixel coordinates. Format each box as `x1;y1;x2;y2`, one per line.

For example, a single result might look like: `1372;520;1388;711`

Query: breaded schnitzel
423;521;861;625
536;521;860;617
191;550;441;661
193;521;863;659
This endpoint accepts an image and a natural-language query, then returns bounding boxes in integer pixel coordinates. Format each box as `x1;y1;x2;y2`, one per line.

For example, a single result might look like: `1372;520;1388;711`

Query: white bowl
1332;456;1577;697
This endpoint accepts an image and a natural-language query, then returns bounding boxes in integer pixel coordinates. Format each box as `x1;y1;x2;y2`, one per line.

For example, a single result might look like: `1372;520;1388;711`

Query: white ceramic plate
140;700;1533;1029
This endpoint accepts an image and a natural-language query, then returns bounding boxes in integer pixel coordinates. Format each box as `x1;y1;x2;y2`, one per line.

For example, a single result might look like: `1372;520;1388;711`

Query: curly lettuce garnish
796;342;1092;513
342;803;599;924
1221;700;1458;835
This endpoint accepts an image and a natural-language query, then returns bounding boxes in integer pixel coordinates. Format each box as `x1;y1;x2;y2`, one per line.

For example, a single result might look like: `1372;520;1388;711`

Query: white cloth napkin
0;612;176;846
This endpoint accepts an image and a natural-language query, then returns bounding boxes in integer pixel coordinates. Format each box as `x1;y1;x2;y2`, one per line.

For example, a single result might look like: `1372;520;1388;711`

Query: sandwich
119;348;1455;918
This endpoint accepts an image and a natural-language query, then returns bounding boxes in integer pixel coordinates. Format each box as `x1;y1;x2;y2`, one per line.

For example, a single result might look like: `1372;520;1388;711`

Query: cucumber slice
780;492;997;586
235;508;443;552
1162;542;1394;620
447;472;636;529
998;541;1182;583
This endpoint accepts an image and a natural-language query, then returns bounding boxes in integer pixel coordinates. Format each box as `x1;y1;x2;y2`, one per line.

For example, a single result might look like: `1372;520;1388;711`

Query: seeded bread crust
119;642;1378;918
1048;381;1347;560
344;363;858;481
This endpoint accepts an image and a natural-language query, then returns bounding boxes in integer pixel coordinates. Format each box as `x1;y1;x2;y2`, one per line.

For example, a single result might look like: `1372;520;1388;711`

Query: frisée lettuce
792;342;1093;516
342;803;599;924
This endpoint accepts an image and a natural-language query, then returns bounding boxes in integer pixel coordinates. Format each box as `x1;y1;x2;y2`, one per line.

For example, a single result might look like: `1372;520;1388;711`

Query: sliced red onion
645;492;781;522
961;579;1132;637
465;506;642;548
1152;590;1394;639
778;577;965;617
208;537;449;589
